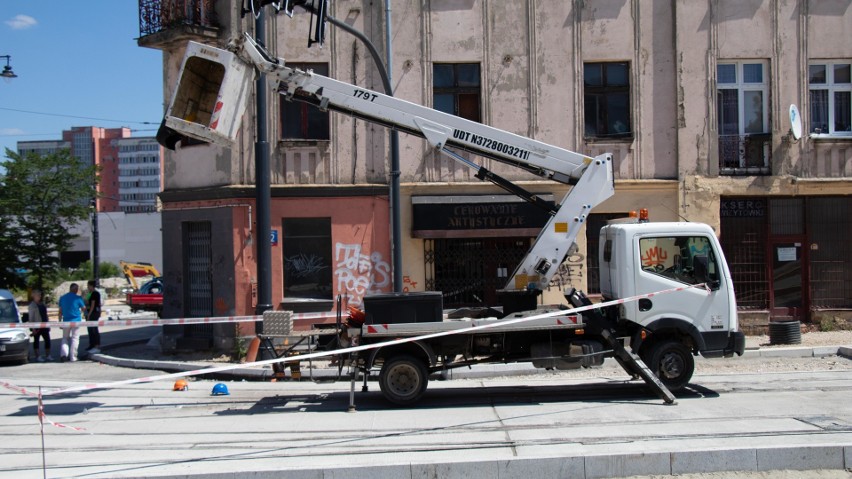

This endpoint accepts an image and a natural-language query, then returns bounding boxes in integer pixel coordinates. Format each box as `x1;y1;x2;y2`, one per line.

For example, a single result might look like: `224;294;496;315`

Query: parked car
0;289;29;365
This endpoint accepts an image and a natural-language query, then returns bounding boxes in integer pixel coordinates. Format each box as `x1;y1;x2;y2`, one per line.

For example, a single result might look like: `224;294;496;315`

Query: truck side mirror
693;255;719;290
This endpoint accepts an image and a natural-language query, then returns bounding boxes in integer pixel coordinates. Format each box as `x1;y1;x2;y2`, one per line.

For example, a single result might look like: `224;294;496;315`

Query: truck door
632;234;731;337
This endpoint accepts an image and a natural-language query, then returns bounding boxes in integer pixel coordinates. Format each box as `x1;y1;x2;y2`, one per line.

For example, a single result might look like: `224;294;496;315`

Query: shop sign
720;199;766;218
413;199;553;233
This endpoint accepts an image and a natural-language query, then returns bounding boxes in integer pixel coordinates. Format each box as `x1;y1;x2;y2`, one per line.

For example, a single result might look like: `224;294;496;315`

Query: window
639;236;720;286
282;218;332;299
584;62;631;138
280;63;330;140
716;61;771;172
433;63;481;122
717;61;769;135
809;61;852;136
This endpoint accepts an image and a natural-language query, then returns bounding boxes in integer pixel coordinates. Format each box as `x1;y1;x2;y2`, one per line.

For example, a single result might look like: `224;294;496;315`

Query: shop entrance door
427;237;531;308
769;240;806;321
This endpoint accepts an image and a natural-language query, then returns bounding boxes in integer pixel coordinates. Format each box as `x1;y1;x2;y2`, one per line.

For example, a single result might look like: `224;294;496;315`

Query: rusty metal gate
182;221;214;343
425;238;531;308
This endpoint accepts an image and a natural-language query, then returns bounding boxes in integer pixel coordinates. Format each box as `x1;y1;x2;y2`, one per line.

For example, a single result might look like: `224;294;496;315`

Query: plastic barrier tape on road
24;283;709;397
38;391;87;433
0;383;88;431
0;311;339;330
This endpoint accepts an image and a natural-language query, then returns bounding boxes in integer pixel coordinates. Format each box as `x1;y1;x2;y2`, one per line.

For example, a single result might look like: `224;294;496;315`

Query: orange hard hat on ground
173;379;189;391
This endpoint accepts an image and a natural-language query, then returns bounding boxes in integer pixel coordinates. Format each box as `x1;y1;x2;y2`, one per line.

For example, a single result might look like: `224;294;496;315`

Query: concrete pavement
1;368;851;479
4;324;851;479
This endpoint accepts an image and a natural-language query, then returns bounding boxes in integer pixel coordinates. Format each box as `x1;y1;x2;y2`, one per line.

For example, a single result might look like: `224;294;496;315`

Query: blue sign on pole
270;230;278;246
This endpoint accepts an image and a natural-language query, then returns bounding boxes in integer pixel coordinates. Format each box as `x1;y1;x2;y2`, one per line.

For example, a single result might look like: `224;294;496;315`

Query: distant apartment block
116;137;164;213
17;127;163;214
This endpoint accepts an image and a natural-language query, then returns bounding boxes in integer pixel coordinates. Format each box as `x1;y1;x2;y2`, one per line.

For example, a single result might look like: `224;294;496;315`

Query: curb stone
96;444;852;479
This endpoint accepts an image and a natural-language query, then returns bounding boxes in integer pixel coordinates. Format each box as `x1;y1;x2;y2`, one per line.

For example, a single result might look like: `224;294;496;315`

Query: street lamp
1;55;17;83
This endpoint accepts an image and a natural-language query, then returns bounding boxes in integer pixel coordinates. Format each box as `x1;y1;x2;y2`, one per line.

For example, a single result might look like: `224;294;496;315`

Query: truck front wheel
379;355;428;406
646;340;694;391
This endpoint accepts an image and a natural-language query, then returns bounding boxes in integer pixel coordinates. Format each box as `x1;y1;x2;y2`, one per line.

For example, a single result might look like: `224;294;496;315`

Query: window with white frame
716;61;770;136
809;61;852;136
716;61;771;172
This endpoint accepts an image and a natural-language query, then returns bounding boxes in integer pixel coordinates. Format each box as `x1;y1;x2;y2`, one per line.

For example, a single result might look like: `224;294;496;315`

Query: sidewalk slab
585;452;669;479
412;460;498;479
813;346;841;357
671;448;757;474
499;457;584;479
759;347;818;358
756;445;845;471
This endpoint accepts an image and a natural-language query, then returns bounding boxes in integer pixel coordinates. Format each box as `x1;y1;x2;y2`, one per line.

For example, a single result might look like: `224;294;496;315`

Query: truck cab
601;221;745;366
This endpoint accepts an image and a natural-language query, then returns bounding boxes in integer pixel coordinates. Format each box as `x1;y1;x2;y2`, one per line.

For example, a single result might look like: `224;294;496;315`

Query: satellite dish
789;104;803;140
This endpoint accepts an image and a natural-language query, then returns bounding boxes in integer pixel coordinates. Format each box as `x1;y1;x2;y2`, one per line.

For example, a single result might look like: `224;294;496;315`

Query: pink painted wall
217;194;390;335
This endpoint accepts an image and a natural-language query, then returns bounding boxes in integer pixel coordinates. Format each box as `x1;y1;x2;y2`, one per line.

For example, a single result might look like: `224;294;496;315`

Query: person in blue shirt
58;283;86;362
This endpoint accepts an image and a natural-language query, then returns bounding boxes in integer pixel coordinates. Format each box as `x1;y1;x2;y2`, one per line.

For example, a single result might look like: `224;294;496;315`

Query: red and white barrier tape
27;282;708;397
38;391;87;433
1;380;38;397
0;311;340;330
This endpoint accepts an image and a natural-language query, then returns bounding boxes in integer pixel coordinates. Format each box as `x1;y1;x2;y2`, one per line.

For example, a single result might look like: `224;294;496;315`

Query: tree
0;148;99;289
0;212;25;288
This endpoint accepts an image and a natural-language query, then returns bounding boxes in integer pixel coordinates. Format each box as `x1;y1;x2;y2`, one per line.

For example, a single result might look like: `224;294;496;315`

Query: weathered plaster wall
398;180;679;304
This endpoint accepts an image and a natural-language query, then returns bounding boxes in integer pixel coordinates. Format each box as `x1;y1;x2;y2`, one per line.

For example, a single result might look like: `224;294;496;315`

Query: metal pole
322;10;402;293
385;0;402;293
254;9;273;334
92;196;99;287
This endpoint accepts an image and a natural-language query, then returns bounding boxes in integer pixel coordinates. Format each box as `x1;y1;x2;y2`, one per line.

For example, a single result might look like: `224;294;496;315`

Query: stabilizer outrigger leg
600;329;677;405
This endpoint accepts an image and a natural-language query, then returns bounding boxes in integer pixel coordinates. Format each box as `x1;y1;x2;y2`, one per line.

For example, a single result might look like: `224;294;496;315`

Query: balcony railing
139;0;218;38
719;133;771;175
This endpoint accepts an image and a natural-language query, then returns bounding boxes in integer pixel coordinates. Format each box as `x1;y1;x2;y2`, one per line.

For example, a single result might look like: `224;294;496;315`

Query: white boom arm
157;36;615;292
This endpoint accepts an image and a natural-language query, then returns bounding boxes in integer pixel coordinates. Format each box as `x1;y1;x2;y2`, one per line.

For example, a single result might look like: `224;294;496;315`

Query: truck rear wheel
646;340;694;391
379;354;428;406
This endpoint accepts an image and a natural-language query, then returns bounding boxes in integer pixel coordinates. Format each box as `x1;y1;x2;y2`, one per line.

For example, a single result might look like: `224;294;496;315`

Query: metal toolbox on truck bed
363;292;443;325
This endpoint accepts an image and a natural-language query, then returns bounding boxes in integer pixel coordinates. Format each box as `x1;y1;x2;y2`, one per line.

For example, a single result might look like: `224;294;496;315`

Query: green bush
818;317;837;332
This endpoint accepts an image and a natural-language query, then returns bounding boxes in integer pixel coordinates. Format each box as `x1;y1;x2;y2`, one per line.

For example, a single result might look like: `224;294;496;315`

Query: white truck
156;33;745;406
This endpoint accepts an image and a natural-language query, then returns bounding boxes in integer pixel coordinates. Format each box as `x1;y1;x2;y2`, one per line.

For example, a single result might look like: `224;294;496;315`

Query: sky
0;2;163;156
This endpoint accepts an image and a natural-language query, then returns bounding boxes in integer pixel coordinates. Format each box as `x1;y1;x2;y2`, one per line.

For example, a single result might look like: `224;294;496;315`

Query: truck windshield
639;236;719;285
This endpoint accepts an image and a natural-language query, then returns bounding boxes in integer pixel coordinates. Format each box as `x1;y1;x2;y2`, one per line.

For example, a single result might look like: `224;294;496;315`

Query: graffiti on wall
402;275;419;292
547;252;585;291
334;243;390;306
284;253;328;278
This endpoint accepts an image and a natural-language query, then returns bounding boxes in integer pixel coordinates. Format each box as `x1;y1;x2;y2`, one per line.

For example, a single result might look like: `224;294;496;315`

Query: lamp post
0;55;17;83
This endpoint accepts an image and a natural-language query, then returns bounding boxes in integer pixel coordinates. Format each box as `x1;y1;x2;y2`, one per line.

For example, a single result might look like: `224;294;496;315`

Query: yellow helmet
173;379;189;391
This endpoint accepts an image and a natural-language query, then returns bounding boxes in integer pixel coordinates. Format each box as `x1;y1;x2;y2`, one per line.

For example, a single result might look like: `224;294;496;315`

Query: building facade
139;0;851;350
18;129;164;268
116;137;165;213
18;126;132;213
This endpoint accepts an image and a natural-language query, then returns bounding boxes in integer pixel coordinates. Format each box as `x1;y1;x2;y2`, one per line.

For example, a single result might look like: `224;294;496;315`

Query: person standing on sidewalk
85;280;102;354
27;289;51;362
58;283;86;362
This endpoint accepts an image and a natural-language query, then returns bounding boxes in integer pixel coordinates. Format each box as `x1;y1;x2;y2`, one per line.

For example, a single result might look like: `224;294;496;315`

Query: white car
0;289;29;365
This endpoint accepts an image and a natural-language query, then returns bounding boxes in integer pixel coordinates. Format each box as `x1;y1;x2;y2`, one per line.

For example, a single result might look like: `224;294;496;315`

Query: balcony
719;133;771;176
138;0;219;50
